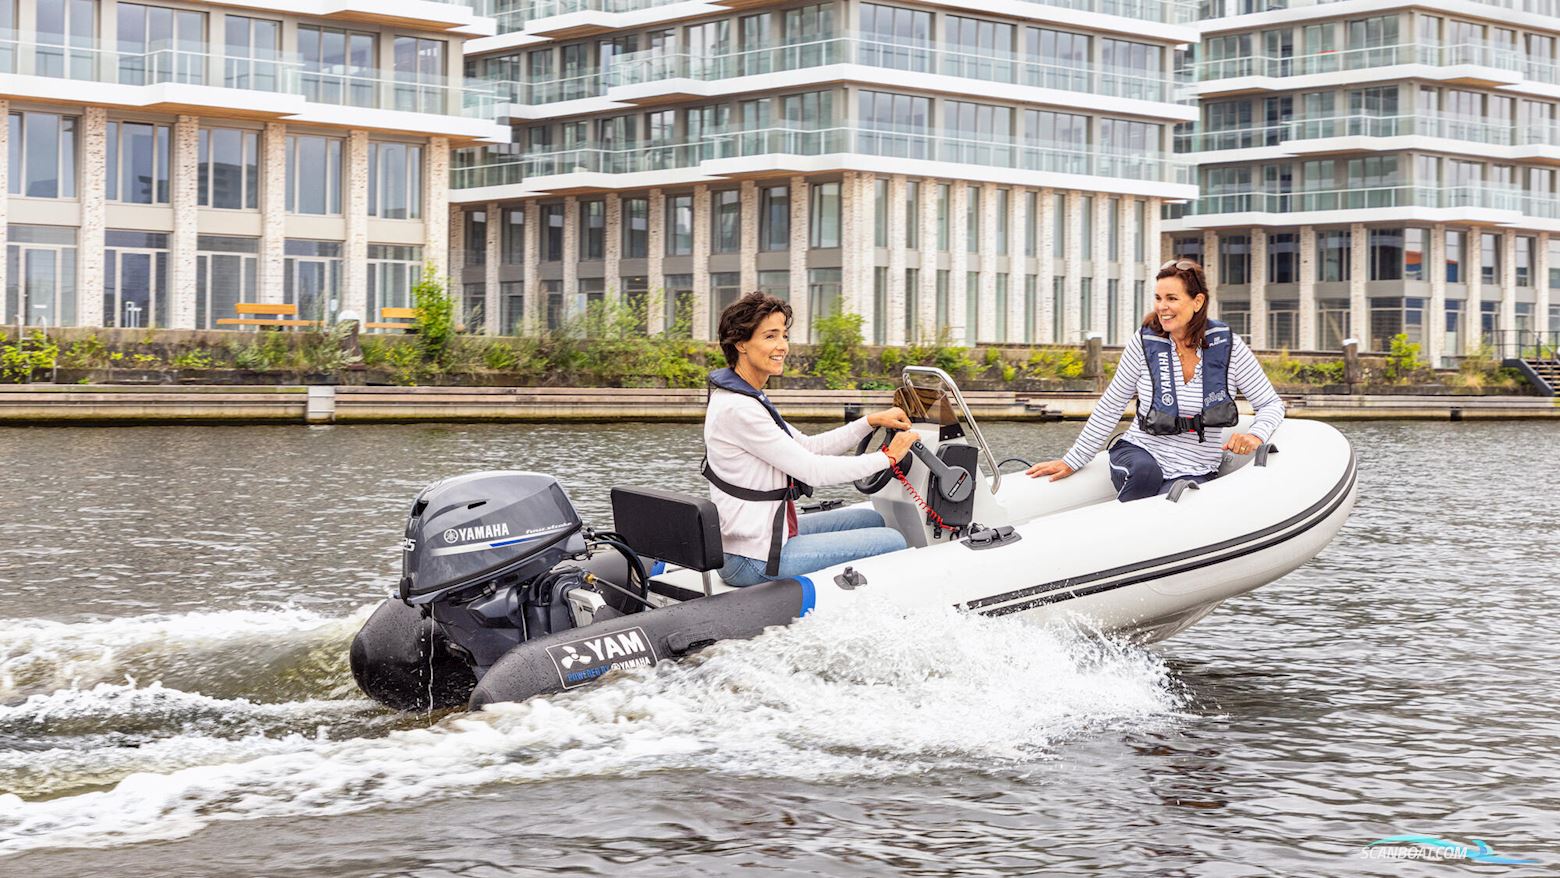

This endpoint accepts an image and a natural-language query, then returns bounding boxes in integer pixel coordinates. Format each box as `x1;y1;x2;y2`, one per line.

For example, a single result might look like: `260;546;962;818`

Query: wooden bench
216;303;321;330
365;306;420;332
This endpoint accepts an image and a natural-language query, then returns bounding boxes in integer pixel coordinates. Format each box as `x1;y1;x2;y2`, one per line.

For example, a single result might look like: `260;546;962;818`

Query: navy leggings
1107;440;1216;502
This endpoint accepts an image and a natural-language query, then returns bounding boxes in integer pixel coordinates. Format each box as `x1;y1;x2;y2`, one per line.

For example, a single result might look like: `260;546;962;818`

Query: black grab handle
1254;443;1277;467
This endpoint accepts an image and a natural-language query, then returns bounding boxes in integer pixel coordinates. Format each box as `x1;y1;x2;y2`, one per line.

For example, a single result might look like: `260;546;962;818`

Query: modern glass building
0;0;505;330
1167;0;1560;363
453;0;1198;345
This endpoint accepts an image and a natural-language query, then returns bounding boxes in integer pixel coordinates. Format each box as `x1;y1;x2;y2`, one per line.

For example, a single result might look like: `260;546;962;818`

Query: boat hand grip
910;441;975;503
1254;443;1277;467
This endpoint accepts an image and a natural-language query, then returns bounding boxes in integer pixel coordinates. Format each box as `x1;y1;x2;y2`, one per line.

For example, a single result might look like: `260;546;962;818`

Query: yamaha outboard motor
351;471;640;711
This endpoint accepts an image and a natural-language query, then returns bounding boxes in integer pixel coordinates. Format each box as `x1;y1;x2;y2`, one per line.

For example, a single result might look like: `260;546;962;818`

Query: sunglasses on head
1160;259;1200;272
1159;259;1208;293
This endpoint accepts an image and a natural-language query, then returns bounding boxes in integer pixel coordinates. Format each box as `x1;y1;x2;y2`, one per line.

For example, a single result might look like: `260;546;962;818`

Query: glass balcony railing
477;0;1193;35
0;39;498;119
451;124;1190;189
485;71;607;104
1175;112;1560;152
600;37;1176;103
1181;185;1534;216
1206;0;1560;20
1194;42;1522;82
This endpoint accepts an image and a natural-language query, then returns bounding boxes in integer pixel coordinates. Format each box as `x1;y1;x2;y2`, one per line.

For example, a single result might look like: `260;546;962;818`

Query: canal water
0;420;1555;875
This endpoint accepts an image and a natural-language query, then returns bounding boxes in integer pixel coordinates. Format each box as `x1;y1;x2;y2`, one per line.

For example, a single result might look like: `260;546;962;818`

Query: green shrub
879;347;905;374
1382;333;1428;383
59;334;110;368
1025;349;1085;380
170;349;214;369
811;304;864;389
412;264;456;369
1;330;58;382
234;331;293;370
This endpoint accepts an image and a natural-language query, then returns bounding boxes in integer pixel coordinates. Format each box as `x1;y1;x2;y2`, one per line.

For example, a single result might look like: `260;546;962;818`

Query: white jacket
703;388;885;561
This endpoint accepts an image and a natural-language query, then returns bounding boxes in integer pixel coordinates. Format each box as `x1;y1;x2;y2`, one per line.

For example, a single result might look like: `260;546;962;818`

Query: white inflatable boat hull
658;417;1357;644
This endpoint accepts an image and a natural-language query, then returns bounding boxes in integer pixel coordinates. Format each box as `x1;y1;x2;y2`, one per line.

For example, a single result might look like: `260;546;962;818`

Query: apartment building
0;0;505;331
454;0;1198;346
1168;0;1560;363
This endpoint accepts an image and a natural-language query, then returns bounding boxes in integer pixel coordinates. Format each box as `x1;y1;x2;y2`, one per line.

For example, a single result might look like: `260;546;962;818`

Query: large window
579;200;605;260
366;243;421;324
666;195;693;256
809;182;841;248
943;14;1015;82
503;208;525;263
104;230;169;328
284;134;343;215
1369;228;1403;281
195;235;257;329
1268;300;1299;350
713;190;740;253
465;210;486;267
35;0;95;80
224;15;281;91
966;186;980;253
6;225;78;327
198;127;259;210
117;3;204;86
860;3;932;72
711;271;742;330
368;142;424;220
906;181;920;249
1028;27;1089;91
283;239;343;323
1220;234;1250;285
393;36;448;114
807;267;841;341
541;204;564;261
622;197;648;258
859;91;930;159
1317;229;1350;282
8;112;77;199
500;280;524;335
1100;39;1162;101
297;25;376;107
106;120;170;205
1317;298;1351;350
758;270;790;301
760;186;789;251
1481;233;1500;285
1268;232;1298;284
1446;230;1464;283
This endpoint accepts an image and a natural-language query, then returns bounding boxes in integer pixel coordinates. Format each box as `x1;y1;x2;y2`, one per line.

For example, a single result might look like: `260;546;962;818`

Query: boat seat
609;486;724;572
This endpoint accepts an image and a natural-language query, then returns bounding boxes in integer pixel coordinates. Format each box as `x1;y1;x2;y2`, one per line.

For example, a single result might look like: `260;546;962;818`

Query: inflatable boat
352;367;1358;712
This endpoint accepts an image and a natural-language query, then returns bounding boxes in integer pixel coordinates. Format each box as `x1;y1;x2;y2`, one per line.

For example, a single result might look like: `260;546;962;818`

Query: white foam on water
0;603;1181;857
0;605;374;700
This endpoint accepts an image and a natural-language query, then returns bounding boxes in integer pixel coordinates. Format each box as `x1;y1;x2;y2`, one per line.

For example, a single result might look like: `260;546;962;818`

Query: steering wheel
853;426;912;494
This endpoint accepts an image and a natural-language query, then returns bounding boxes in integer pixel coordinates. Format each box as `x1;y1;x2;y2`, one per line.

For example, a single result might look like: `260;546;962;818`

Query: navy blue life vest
700;368;814;577
1137;321;1239;442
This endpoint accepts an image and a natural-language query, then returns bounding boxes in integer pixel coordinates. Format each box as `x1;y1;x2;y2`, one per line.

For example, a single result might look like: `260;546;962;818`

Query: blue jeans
1107;440;1216;502
719;507;907;587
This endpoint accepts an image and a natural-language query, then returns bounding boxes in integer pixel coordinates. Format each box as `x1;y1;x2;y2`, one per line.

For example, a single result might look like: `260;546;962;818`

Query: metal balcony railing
1193;42;1522;82
1175;112;1560;152
1180;185;1533;215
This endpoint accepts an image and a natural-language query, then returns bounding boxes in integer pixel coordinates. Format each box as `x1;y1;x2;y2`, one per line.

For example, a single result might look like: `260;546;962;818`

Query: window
996;189;1010;256
1369;228;1403;281
5;225;78;327
965;271;980;344
1317;297;1351;350
197;127;258;210
1220;235;1250;285
465;210;486;267
1025;191;1038;257
1481;233;1499;285
760;186;789;251
1079;277;1093;336
500;281;524;335
503;208;525;263
1106;198;1119;261
1052;193;1066;257
366;243;421;326
858;91;931;159
106;120;170;205
117;3;204;86
579;200;605;260
1133;200;1146;262
966;187;980;253
996;273;1010;341
541;204;564;261
284;134;343;215
224;15;281;91
1446;231;1464;283
810;182;841;248
1268;300;1299;350
1024;274;1037;344
861;4;932;72
1404;228;1426;281
1516;236;1534;287
936;184;950;251
711;272;742;328
713;190;740;253
1080;196;1093;260
393;35;448;114
905;181;920;249
622;197;648;258
35;0;96;81
666;195;693;256
663;275;693;336
8;112;77;199
873;266;888;344
874;179;889;248
1220;299;1250;342
906;268;921;341
1317;229;1350;282
937;270;950;332
808;268;842;341
105;230;170;328
758;270;790;301
1268;232;1298;283
297;25;376;107
1051;275;1064;341
366;142;423;220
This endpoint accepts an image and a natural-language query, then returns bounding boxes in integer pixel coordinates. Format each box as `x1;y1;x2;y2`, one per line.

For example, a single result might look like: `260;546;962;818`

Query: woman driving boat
1026;259;1285;500
704;292;918;587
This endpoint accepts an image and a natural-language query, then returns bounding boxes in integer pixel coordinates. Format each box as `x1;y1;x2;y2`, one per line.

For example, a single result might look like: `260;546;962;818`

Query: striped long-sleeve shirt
1061;331;1285;479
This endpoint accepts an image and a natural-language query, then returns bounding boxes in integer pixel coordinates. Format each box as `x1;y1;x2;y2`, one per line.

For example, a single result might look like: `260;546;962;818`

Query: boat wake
0;601;1183;856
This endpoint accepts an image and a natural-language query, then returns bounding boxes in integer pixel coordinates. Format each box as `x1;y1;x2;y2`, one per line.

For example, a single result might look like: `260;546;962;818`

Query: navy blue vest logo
1138;321;1239;440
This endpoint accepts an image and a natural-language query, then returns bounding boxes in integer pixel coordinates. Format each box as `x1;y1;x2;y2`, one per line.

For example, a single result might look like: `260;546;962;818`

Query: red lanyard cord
884;446;959;533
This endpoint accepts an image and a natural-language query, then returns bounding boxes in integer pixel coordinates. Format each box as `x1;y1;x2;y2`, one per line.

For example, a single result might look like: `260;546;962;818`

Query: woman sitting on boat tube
1026;259;1285;500
704;291;918;587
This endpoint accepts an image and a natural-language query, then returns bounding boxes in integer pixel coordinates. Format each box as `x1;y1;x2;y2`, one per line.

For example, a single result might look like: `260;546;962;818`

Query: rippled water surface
0;419;1556;876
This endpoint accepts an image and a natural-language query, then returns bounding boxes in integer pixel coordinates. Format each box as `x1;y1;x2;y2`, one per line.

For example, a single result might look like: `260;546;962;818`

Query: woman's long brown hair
1142;259;1212;349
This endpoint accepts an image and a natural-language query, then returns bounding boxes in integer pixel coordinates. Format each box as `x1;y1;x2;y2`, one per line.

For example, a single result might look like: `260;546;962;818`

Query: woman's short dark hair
719;291;793;367
1144;258;1212;349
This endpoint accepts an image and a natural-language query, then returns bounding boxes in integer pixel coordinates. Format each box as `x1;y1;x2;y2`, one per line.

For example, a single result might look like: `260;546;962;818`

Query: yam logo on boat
548;627;658;688
442;522;512;544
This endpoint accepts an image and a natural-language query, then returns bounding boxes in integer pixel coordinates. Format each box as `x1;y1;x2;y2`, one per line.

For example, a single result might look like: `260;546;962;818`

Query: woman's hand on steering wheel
866;407;912;431
884;429;918;463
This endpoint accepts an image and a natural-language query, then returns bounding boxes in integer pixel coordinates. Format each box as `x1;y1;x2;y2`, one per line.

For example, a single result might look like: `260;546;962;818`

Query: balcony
451;123;1191;192
1201;0;1560;25
1175;112;1560;153
603;36;1177;104
0;40;505;139
477;0;1194;38
1192;42;1524;88
1177;184;1553;219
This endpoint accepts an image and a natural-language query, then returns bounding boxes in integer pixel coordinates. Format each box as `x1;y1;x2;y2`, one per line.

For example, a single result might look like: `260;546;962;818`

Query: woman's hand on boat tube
1223;431;1262;455
867;407;912;431
1025;459;1074;481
